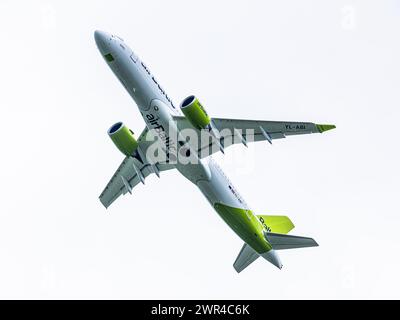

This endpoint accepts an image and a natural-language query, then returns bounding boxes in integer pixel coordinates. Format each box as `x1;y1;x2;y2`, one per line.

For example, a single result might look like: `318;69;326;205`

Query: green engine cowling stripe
181;97;211;129
110;125;139;156
214;203;272;254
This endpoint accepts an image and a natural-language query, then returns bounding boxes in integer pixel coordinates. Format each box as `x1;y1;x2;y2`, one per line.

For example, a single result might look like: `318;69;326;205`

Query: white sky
0;0;399;299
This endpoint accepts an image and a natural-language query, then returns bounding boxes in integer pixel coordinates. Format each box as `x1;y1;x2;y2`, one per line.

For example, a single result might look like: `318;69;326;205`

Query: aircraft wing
173;116;335;158
99;128;174;208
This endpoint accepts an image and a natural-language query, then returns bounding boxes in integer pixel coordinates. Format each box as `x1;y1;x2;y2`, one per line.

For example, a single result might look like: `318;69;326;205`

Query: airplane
94;30;335;272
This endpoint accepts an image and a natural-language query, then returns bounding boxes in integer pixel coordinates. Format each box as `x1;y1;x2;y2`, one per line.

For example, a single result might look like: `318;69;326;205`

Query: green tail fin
257;215;295;234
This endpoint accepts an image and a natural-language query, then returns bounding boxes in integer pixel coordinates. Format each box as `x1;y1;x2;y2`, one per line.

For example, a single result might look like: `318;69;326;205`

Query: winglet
316;124;336;133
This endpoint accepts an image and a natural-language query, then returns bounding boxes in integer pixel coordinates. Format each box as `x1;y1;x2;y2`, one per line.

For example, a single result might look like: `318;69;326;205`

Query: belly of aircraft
195;159;272;254
213;203;272;254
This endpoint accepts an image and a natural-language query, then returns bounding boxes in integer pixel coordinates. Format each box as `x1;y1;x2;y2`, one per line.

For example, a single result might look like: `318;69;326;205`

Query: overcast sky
0;0;399;299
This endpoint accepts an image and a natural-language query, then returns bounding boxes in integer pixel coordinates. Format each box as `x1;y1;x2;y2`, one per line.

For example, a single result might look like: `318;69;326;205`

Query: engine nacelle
108;122;138;156
180;95;211;129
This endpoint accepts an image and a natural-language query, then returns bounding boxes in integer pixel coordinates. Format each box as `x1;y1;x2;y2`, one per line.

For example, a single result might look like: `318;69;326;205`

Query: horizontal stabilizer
233;243;260;273
264;232;319;250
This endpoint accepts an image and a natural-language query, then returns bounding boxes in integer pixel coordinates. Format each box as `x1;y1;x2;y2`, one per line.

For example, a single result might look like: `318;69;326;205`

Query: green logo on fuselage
258;216;271;232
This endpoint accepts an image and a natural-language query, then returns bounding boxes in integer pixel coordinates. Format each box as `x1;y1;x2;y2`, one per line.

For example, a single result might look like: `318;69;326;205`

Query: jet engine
180;95;211;129
108;122;138;156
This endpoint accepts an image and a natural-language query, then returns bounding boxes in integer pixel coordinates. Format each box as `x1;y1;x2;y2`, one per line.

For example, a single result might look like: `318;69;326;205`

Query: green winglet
316;124;336;133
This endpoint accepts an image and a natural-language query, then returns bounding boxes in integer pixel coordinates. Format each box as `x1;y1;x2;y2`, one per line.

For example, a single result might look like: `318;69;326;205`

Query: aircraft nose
94;30;109;50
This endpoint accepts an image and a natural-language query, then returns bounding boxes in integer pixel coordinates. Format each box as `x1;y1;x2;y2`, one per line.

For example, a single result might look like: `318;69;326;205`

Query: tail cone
261;250;283;269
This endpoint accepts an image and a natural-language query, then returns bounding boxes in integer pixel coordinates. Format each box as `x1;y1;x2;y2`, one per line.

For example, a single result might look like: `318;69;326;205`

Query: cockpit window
104;53;114;62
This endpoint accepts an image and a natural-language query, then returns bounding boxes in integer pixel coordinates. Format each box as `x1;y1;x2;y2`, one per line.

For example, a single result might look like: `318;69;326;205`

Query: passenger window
130;52;138;63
